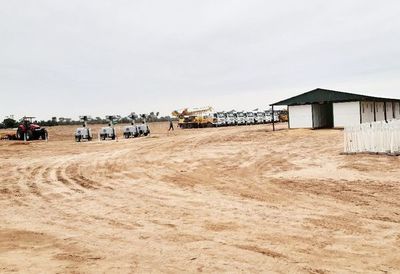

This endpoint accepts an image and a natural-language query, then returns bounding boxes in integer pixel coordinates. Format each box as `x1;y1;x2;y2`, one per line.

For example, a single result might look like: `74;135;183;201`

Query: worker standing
168;119;174;131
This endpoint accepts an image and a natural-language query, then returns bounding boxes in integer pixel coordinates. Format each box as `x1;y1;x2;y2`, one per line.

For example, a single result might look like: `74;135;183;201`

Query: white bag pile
344;119;400;154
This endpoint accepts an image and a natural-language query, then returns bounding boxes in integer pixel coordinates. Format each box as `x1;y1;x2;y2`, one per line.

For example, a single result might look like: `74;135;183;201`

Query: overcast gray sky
1;0;400;120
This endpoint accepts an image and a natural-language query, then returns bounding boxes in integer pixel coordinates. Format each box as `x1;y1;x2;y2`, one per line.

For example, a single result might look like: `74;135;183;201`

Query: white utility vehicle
274;111;280;122
123;113;139;138
75;116;93;142
264;110;272;123
123;113;150;138
245;112;255;125
225;112;236;126
264;110;279;123
236;112;246;125
123;125;139;138
255;112;265;124
100;127;116;140
213;112;226;127
123;124;150;138
136;123;150;136
100;115;120;140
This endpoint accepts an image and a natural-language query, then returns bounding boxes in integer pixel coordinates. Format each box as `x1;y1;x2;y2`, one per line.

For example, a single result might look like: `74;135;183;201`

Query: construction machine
123;113;139;138
16;117;48;141
279;109;289;122
99;115;120;140
123;113;150;138
75;116;93;142
136;115;151;136
172;107;214;128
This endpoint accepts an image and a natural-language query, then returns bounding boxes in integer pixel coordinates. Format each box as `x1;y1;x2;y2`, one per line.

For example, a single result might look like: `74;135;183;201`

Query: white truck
245;112;255;125
236;112;246;125
255;112;265;124
225;112;236;126
264;110;279;123
213;112;226;127
264;111;272;123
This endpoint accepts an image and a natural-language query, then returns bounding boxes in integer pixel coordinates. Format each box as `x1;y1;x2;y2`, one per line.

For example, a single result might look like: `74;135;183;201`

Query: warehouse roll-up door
333;102;361;128
288;105;312;128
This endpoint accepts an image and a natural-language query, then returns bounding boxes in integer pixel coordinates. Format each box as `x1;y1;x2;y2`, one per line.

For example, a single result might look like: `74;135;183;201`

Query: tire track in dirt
65;164;99;190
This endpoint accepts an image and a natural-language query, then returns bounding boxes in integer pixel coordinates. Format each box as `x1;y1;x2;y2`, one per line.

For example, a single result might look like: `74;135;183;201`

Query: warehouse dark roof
271;88;400;106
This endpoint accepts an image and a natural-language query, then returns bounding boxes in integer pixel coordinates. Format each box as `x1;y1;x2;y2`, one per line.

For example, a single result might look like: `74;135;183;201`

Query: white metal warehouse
271;88;400;129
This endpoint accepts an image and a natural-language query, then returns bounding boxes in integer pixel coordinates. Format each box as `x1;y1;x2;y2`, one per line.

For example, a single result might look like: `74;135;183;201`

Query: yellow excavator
172;106;214;128
279;109;289;122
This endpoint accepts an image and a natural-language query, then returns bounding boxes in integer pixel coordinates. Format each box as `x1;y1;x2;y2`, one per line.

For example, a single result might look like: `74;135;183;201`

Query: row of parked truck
212;110;280;127
172;107;286;129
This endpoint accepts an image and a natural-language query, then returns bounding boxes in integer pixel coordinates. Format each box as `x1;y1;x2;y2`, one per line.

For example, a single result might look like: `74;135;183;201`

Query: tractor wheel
41;130;48;140
75;136;81;142
27;130;33;140
111;135;116;140
16;128;24;140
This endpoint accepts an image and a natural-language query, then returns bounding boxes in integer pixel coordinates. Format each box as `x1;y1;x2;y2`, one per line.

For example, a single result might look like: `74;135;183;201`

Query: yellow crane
172;106;214;128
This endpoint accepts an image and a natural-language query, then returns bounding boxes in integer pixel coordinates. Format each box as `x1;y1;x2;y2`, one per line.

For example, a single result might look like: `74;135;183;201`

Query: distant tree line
0;112;175;129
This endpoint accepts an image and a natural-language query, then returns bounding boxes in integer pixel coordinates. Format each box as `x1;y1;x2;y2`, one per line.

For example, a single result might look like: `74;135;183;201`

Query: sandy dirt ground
0;122;399;273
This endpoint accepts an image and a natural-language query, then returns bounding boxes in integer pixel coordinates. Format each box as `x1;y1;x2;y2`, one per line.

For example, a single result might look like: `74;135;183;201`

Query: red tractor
16;117;48;141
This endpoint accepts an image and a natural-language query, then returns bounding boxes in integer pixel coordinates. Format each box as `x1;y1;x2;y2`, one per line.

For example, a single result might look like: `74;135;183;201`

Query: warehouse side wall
288;105;312;128
333;101;360;128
